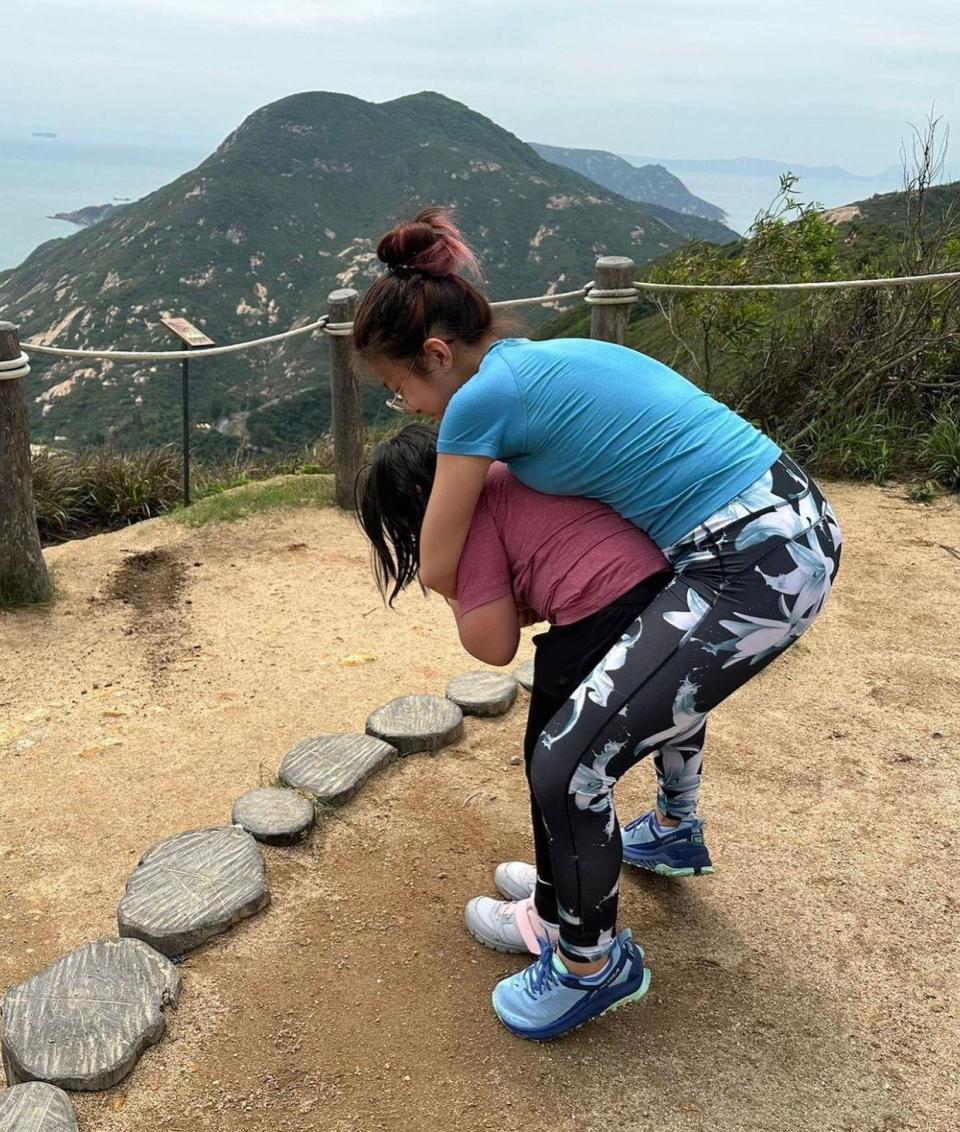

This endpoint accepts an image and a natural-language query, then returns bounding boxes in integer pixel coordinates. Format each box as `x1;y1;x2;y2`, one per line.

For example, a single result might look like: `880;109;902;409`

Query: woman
351;207;842;1041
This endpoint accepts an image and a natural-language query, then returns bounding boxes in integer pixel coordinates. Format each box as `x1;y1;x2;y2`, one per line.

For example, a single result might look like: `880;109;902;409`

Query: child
352;208;842;1041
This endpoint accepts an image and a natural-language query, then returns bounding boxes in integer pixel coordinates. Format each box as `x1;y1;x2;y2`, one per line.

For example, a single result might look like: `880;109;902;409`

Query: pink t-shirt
456;463;669;626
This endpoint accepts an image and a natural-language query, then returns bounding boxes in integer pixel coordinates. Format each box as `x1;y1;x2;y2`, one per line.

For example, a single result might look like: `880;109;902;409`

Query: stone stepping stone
118;826;269;958
513;659;534;691
279;734;397;805
1;938;180;1092
232;786;314;845
0;1083;78;1131
366;695;463;756
446;671;518;717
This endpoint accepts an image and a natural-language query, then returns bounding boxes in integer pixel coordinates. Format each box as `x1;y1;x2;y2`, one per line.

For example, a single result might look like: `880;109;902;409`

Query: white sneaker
464;895;557;955
494;861;537;902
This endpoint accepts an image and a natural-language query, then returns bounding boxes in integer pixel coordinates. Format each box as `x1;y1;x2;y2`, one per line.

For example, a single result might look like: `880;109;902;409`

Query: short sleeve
437;357;525;459
456;491;514;615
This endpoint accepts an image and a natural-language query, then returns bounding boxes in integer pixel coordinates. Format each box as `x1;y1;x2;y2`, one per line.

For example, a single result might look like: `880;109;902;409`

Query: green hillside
0;91;737;454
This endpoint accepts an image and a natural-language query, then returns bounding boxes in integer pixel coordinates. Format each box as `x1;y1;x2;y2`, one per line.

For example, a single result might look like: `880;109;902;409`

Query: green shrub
804;407;916;484
921;403;960;489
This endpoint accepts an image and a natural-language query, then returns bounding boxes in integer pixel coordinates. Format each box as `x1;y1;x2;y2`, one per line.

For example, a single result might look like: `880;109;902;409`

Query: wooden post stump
0;323;52;605
326;288;362;511
588;256;637;346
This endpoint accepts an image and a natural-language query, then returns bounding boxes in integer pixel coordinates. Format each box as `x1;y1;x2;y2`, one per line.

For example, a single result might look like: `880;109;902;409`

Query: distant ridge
620;154;902;182
530;142;726;221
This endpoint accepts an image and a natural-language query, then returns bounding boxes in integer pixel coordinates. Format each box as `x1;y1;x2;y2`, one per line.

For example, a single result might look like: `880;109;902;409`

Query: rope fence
3;250;960;603
15;268;960;364
21;315;331;362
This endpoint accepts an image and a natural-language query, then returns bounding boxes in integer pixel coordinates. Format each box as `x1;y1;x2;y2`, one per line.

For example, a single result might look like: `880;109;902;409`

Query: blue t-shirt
437;337;781;548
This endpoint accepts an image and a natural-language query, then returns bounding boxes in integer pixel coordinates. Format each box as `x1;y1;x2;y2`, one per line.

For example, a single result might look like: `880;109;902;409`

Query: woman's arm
419;453;492;597
446;596;521;668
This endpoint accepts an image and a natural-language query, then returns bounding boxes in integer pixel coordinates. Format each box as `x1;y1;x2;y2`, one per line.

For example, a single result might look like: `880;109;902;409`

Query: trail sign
161;316;214;506
160;317;214;348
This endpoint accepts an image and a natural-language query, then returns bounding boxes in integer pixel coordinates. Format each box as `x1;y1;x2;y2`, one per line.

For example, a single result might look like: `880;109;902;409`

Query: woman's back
439;337;782;548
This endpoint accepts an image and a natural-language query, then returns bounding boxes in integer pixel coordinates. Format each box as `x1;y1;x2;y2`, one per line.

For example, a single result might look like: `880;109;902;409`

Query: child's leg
522;677;564;926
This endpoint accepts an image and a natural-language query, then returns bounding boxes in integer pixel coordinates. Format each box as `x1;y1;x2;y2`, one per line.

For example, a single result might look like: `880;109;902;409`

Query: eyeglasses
385;339;452;413
385;351;421;414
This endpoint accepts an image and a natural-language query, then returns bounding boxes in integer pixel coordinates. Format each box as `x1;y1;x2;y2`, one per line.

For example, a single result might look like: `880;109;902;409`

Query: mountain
529;143;725;222
0;91;738;453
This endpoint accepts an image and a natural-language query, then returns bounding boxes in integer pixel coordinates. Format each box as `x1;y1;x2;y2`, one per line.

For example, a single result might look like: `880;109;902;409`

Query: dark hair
354;424;439;606
352;207;495;371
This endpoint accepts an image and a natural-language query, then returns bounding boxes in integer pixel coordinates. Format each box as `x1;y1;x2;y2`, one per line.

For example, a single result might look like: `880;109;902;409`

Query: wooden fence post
588;256;637;345
0;323;53;605
326;288;363;510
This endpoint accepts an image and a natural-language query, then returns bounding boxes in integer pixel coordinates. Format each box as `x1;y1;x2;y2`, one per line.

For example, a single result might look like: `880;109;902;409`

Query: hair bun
376;207;480;279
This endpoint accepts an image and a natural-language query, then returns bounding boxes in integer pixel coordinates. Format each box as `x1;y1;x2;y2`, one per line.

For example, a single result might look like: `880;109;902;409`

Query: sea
0;126;937;272
644;163;909;236
1;126;219;272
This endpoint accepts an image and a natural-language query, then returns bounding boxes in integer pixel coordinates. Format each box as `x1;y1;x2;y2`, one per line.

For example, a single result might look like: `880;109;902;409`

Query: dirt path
1;482;958;1131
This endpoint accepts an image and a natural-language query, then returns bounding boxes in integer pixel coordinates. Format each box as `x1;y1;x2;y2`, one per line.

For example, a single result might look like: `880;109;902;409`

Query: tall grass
30;420;413;545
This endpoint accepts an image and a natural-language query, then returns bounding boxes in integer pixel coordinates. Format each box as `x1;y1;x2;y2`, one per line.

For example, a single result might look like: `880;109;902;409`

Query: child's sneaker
491;929;650;1041
621;811;714;877
494;861;537;902
465;895;557;955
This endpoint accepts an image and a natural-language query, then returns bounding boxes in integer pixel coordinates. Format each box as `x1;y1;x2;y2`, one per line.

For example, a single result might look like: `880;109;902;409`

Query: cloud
3;0;958;171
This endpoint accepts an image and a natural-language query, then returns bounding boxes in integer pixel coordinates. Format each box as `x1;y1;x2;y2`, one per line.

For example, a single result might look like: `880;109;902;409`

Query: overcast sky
4;0;959;172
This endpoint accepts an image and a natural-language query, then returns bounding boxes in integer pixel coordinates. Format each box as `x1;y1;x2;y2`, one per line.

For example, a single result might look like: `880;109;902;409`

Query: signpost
160;316;214;506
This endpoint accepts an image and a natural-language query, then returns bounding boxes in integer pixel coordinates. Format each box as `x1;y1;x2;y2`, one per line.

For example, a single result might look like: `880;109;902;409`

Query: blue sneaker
621;811;715;877
491;929;650;1041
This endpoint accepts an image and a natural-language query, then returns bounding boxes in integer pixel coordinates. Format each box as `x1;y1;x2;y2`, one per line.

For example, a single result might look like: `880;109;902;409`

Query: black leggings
522;575;672;933
525;454;842;962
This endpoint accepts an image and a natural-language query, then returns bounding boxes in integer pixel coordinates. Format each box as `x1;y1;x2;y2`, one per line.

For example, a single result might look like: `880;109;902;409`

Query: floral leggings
528;453;843;963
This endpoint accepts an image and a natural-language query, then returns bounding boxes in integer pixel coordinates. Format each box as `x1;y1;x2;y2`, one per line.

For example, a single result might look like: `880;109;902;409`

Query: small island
49;203;118;228
32;131;57;138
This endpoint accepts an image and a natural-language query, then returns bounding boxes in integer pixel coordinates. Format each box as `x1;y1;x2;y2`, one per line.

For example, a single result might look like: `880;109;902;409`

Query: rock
231;787;314;845
0;1082;78;1131
366;695;463;756
446;672;518;717
0;939;180;1092
513;659;534;691
117;827;269;957
279;734;396;805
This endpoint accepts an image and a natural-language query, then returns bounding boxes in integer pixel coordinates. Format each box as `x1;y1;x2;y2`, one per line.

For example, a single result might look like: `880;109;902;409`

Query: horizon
3;1;958;172
0;117;911;180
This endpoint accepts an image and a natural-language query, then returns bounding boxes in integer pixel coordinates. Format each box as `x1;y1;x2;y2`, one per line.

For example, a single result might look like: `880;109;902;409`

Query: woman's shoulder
495;335;658;373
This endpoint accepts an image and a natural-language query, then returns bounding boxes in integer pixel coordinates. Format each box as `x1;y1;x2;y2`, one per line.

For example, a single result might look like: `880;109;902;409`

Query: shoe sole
494;965;652;1042
623;855;715;878
466;923;536;955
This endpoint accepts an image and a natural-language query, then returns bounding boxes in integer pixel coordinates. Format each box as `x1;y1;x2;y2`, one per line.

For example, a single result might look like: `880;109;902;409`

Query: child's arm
445;596;521;668
419;454;492;598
